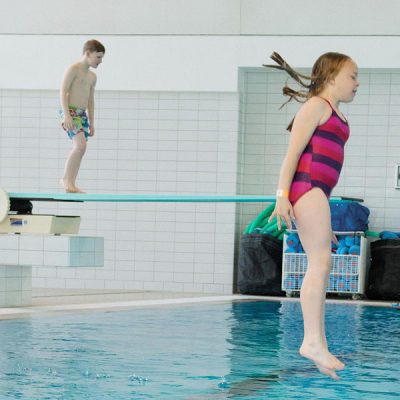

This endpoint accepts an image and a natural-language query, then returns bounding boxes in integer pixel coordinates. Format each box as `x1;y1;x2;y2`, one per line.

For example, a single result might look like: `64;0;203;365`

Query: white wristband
276;189;289;198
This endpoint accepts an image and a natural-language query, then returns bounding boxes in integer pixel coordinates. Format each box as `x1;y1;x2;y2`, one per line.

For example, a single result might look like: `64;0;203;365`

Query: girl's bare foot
300;342;344;379
315;363;340;380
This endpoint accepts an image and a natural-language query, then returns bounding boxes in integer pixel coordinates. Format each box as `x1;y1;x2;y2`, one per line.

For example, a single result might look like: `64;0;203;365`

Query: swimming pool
0;300;398;399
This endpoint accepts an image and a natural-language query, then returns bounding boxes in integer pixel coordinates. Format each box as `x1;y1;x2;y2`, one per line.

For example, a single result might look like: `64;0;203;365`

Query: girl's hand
89;126;95;137
269;197;295;230
331;231;339;245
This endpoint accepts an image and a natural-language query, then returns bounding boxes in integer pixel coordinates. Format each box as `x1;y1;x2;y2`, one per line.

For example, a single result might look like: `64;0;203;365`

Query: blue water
0;301;399;399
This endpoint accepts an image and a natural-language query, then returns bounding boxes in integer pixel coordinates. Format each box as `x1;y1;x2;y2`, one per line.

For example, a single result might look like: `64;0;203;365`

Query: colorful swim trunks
59;105;90;141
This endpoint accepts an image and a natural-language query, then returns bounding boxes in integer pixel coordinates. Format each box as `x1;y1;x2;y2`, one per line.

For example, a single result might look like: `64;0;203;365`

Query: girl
265;52;359;380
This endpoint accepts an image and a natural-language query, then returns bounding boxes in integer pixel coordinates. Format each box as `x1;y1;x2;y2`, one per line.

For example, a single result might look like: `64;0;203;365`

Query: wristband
276;189;289;198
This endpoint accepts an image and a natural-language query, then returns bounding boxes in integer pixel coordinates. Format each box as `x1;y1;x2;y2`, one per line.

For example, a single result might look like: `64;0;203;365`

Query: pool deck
0;288;396;319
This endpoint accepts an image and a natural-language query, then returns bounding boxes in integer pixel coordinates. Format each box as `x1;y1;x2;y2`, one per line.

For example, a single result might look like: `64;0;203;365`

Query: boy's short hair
83;39;105;54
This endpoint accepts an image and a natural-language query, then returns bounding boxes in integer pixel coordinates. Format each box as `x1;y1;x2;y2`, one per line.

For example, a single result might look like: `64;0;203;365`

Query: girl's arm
271;97;329;229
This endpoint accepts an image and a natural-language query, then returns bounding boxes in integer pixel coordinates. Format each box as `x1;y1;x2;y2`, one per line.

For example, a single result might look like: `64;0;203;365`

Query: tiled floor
0;288;395;320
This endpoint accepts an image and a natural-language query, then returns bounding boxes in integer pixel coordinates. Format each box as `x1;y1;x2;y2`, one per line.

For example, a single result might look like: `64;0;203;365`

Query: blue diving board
8;192;363;203
9;192;276;203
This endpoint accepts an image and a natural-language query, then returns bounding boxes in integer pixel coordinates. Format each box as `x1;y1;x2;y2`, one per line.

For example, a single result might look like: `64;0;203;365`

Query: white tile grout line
0;295;396;317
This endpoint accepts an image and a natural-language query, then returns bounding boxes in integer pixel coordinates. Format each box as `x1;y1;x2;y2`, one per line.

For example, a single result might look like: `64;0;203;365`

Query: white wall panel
1;35;400;91
0;0;240;35
1;0;398;36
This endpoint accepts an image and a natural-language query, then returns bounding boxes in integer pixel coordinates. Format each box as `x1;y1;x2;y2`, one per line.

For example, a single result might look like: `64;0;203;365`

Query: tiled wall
0;90;239;294
2;69;399;295
237;67;400;234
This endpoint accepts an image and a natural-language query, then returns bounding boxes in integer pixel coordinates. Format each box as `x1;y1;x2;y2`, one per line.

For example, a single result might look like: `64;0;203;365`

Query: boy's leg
61;132;87;193
294;188;345;380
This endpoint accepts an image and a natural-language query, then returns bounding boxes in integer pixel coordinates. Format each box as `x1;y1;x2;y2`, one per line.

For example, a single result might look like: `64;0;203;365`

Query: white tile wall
0;90;239;294
0;265;32;307
3;73;397;295
237;67;400;235
0;233;104;268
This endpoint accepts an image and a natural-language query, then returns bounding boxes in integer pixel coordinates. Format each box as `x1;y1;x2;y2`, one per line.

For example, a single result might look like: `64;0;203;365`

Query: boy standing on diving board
59;39;105;193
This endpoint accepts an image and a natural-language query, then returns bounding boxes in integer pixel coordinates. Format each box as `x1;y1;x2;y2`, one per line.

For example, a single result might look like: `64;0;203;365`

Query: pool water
0;300;399;399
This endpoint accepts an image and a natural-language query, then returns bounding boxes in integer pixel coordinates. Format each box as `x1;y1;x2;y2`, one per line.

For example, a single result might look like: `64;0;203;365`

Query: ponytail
263;52;312;112
263;51;351;131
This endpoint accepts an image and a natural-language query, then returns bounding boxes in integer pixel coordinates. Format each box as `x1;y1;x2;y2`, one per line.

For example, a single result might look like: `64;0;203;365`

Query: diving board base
0;235;104;268
0;235;104;307
0;215;81;235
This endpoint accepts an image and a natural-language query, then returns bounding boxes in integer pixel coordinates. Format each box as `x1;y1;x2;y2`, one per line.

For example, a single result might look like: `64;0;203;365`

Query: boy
59;39;105;193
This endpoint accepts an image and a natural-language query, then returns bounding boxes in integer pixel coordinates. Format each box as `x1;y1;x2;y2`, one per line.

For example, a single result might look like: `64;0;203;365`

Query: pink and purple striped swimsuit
289;98;350;205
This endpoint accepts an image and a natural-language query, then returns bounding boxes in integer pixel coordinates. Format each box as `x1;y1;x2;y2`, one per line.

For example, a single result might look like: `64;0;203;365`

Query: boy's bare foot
67;186;85;194
60;179;86;193
300;343;344;379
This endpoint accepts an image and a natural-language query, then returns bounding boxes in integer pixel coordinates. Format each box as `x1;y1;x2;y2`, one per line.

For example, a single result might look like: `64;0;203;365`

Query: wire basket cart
282;231;367;299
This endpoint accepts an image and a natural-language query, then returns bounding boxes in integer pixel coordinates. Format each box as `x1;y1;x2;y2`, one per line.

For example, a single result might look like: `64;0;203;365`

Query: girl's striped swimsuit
289;98;350;205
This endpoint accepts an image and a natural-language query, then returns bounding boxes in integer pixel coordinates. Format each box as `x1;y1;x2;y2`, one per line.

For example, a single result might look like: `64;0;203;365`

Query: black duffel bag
366;239;400;300
237;234;284;296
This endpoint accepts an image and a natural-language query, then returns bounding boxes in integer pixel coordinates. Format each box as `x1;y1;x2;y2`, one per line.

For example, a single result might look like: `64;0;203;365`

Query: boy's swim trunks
59;105;90;141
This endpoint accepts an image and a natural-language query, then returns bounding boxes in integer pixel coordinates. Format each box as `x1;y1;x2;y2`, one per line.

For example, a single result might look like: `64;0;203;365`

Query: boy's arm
60;66;77;130
87;74;97;135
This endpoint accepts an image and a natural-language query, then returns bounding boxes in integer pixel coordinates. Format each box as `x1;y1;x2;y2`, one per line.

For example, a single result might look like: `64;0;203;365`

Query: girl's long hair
263;52;351;131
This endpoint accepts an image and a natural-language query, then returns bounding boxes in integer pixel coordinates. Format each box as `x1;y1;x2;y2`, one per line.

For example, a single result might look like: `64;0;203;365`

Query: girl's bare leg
294;188;345;380
61;132;86;193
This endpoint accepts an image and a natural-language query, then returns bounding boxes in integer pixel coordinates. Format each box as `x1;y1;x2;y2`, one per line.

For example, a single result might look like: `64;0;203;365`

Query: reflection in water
0;319;34;399
223;301;284;398
216;301;399;400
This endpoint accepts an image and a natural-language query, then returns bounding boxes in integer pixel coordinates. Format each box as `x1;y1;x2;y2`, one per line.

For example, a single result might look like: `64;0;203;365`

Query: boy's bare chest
74;73;93;90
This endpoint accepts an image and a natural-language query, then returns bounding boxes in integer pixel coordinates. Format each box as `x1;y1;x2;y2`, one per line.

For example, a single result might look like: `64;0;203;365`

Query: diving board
1;189;278;235
9;192;276;203
0;188;363;235
8;191;361;203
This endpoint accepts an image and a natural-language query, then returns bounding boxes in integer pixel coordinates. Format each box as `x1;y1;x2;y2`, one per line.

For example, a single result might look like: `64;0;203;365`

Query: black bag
366;239;400;300
238;234;284;296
